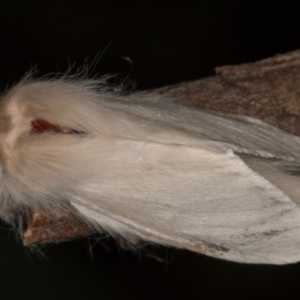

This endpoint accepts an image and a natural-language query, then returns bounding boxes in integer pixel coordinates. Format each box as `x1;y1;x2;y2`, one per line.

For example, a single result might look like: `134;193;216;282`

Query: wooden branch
23;49;300;246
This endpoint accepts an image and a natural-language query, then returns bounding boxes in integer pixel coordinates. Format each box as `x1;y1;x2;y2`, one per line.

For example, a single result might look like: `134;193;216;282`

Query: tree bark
23;49;300;246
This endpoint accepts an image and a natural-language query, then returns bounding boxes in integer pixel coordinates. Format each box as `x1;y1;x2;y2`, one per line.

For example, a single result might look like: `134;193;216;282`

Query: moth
1;74;300;265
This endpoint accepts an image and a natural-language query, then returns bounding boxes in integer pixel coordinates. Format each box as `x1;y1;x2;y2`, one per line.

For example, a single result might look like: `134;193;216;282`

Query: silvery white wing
1;77;300;264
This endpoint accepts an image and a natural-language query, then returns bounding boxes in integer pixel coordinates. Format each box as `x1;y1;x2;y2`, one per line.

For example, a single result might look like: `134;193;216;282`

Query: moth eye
31;119;82;134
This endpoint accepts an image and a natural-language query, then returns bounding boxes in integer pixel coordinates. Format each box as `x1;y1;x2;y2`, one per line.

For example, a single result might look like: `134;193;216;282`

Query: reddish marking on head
31;119;72;134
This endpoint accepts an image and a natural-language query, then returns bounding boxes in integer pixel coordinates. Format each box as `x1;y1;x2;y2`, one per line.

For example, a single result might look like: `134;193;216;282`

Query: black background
1;1;300;299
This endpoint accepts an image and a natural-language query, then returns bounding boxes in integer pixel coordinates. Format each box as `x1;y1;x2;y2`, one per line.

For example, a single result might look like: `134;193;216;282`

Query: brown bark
23;49;300;246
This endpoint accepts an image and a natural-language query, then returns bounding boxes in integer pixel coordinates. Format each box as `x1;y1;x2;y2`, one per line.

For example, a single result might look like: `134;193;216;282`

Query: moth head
0;82;78;160
0;80;92;209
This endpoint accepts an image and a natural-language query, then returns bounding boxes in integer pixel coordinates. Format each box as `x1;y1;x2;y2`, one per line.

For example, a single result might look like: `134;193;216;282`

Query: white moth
1;75;300;265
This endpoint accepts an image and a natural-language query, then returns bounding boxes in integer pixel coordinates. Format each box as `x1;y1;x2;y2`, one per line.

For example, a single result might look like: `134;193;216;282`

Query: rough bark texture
24;207;95;246
23;49;300;246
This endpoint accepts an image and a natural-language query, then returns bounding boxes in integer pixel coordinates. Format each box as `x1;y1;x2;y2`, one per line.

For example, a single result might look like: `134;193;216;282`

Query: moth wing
4;80;300;264
71;140;300;264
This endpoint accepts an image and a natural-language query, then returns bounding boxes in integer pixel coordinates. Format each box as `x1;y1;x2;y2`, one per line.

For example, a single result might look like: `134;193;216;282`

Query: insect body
1;77;300;264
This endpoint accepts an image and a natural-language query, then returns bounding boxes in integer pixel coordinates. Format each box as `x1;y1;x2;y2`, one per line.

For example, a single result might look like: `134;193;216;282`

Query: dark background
1;1;300;299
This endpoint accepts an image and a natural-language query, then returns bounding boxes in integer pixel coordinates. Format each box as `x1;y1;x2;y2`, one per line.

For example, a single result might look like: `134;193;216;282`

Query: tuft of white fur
1;75;300;264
